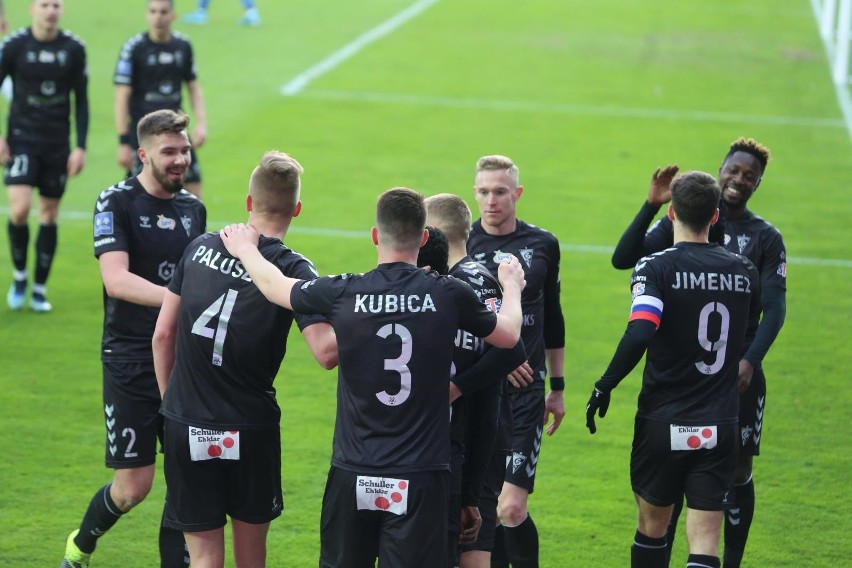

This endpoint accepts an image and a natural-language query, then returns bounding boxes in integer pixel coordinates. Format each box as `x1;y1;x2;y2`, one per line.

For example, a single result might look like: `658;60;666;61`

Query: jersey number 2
192;289;238;366
375;323;412;406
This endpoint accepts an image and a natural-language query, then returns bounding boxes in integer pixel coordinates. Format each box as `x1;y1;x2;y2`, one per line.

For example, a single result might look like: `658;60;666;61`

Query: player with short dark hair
220;186;526;568
2;0;88;312
610;138;785;567
153;150;338;567
586;170;761;568
115;0;207;196
61;109;206;568
465;154;565;568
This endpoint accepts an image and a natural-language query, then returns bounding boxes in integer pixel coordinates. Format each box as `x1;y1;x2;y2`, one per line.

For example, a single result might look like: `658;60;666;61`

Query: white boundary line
294;89;845;129
810;0;852;144
7;208;851;268
280;0;441;96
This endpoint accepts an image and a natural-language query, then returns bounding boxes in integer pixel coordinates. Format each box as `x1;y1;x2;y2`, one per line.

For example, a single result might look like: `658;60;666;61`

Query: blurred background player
1;0;88;312
610;138;786;568
466;155;565;568
115;0;207;197
181;0;261;27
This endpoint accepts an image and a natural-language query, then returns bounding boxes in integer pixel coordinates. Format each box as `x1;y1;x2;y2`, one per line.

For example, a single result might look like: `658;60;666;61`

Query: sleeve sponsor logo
94;212;114;237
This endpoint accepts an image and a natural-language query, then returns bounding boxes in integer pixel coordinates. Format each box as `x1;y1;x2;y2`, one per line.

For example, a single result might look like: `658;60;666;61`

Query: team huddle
1;1;786;568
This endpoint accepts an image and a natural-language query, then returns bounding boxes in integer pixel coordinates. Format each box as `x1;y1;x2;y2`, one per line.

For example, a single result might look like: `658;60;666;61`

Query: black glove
585;388;611;434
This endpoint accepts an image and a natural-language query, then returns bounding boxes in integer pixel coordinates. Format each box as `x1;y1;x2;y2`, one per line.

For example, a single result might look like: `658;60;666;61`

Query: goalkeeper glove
585;388;611;434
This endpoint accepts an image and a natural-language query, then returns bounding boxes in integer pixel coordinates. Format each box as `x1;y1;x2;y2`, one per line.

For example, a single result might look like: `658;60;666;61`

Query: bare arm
301;322;339;370
99;250;167;307
544;346;566;435
186;80;207;147
152;290;181;398
220;223;297;309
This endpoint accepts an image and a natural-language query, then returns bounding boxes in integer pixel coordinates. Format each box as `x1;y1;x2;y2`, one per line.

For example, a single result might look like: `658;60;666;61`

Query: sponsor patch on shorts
670;424;717;450
355;475;409;515
188;426;240;461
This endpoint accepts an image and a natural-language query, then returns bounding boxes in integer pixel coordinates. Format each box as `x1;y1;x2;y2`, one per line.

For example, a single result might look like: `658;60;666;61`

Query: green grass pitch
1;0;850;566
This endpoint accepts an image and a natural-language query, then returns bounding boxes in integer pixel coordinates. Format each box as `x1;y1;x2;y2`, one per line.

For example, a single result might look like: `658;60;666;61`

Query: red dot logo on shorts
375;497;390;510
223;437;235;448
391;492;403;503
208;445;223;457
687;436;701;449
398;481;407;490
702;428;713;439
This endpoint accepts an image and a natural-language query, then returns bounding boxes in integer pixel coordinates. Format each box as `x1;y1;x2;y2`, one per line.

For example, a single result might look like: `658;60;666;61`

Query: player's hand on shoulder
584;387;610;434
648;164;678;207
220;223;260;258
67;148;86;177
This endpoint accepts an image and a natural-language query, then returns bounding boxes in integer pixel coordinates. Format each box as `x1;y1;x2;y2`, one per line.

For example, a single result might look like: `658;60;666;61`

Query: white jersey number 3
375;323;412;406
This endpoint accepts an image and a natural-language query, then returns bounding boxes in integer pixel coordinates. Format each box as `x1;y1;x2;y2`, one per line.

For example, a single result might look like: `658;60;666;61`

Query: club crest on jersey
57;50;68;66
511;452;527;474
777;262;786;277
157;214;177;230
519;247;533;268
181;215;192;235
94;212;114;237
740;425;753;446
492;250;512;264
737;234;750;254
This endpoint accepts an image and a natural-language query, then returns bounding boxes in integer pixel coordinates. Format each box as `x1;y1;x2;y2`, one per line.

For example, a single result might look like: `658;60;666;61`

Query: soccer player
610;138;786;568
181;0;261;27
220;187;526;567
422;194;528;568
61;110;206;568
153;150;338;567
115;0;207;197
465;154;565;567
1;0;88;312
586;170;761;568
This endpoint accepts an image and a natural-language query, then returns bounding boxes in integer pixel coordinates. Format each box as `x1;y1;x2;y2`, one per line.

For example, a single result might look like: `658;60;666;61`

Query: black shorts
130;147;201;184
738;367;766;456
459;449;507;554
320;466;448;568
161;418;283;532
4;142;70;198
102;360;161;468
631;417;738;511
504;388;544;492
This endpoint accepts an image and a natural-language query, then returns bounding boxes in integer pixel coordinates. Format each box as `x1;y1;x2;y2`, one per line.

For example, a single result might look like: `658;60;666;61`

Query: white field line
280;0;440;96
295;89;845;129
809;0;852;145
8;208;851;268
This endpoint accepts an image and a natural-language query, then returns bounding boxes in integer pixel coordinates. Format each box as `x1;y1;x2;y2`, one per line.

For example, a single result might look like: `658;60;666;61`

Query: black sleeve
611;201;664;269
451;340;526;396
542;239;565;349
594;319;657;392
73;43;89;149
460;384;501;506
743;285;785;368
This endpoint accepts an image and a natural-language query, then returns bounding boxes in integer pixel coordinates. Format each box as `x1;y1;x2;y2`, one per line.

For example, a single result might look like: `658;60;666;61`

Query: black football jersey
289;262;498;474
467;220;564;390
629;242;760;423
0;27;88;146
160;233;327;430
114;32;196;139
93;177;206;362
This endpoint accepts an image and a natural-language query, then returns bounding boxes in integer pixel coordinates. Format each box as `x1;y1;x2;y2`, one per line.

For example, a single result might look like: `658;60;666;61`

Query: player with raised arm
221;187;526;567
610;138;786;567
586;170;761;568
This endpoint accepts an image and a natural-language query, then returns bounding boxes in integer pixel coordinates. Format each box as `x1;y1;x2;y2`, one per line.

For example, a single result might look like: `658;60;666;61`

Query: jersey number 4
192;289;239;366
